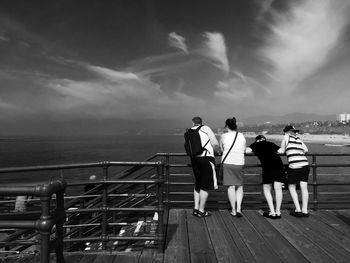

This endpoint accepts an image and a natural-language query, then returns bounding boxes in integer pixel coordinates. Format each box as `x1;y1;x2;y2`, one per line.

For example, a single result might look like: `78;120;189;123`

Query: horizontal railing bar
64;221;150;228
64;236;159;243
68;179;164;186
155;152;350;157
66;207;162;214
0;161;163;173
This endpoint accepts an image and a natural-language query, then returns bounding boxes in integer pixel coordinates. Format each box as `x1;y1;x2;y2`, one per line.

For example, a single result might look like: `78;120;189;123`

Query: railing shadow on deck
0;152;349;259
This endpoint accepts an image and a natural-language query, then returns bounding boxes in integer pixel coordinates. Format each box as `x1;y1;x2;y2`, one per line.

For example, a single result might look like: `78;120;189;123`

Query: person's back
249;140;284;172
221;132;246;165
190;124;217;157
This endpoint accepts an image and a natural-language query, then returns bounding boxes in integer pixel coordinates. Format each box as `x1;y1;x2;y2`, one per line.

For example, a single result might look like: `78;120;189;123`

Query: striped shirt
279;134;309;169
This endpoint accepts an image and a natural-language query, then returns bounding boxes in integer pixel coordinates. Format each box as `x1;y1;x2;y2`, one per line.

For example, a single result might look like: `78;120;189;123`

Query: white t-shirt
191;125;219;157
220;131;246;165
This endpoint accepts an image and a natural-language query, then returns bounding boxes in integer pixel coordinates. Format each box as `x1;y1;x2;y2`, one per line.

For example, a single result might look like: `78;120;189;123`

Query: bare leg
274;182;283;215
288;184;301;212
194;190;200;210
300;181;309;213
236;186;243;213
198;190;209;212
227;186;236;214
263;184;275;214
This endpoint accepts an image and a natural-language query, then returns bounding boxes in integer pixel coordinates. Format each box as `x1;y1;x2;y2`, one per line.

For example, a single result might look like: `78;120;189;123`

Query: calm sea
1;135;350;185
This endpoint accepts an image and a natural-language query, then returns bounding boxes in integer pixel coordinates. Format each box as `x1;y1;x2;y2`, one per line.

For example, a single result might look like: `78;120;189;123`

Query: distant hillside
241;113;335;125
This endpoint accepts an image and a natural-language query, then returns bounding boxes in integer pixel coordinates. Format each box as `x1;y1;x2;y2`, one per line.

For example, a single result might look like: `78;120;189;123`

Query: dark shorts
191;157;217;192
287;166;310;184
262;168;286;184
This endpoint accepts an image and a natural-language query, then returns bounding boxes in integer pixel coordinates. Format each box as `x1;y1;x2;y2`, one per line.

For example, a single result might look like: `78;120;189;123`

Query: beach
244;133;350;145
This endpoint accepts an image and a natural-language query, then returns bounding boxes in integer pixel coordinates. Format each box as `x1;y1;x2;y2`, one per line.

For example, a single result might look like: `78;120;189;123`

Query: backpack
184;125;210;157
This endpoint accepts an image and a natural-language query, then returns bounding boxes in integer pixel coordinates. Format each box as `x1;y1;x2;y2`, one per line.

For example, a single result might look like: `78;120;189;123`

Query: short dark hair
255;135;266;142
192;116;202;125
225;117;237;130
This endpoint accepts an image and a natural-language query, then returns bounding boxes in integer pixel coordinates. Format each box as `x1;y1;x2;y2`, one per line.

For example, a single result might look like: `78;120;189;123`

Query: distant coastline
244;133;350;145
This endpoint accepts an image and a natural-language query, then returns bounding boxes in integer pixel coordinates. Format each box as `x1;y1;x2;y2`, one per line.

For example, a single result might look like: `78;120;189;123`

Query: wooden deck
2;209;350;263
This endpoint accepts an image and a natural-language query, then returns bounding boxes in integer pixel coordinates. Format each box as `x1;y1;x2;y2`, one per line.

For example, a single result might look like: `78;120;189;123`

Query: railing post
39;195;51;263
156;162;165;253
55;191;65;263
165;154;170;211
101;162;109;250
312;155;318;211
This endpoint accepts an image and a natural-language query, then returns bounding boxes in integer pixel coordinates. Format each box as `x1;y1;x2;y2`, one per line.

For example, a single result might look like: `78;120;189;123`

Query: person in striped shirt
278;125;310;217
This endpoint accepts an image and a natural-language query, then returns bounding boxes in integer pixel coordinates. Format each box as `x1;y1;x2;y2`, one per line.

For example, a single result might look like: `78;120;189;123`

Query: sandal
263;211;277;219
290;211;303;217
196;210;211;218
192;209;199;216
236;212;243;218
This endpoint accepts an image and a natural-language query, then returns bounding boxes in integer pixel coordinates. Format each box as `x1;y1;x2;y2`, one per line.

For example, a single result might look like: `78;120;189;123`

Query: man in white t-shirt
189;116;219;218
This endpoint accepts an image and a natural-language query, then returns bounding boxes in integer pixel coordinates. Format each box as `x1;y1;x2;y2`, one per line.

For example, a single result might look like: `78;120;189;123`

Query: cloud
214;71;269;101
200;32;230;74
0;35;10;41
255;0;275;23
46;64;205;119
0;100;20;111
259;0;350;90
168;32;188;53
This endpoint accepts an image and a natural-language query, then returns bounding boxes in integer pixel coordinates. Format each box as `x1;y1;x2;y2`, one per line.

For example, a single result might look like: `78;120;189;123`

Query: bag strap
221;132;238;164
196;125;210;156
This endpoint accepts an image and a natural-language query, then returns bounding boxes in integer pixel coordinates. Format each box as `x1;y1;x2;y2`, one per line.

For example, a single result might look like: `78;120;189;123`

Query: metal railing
146;152;350;211
0;152;349;258
0;179;66;263
0;161;165;256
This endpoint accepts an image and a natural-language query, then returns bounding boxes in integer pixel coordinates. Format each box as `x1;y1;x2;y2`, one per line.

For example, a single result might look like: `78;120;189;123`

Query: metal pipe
101;163;109;250
312;155;318;211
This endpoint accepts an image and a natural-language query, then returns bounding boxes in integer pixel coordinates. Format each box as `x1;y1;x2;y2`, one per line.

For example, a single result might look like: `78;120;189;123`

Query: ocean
1;135;350;185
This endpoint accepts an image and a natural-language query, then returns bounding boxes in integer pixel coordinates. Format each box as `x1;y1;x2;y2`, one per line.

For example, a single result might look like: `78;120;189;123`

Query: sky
1;0;350;135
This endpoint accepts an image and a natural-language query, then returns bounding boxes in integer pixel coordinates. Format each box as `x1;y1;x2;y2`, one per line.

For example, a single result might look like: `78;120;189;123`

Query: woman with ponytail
219;117;246;217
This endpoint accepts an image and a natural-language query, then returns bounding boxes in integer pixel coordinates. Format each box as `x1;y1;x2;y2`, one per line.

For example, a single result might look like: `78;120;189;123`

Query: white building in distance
337;113;350;123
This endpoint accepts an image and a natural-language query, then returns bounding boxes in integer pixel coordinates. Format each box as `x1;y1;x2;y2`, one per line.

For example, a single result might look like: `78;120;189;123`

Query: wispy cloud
260;0;350;90
255;0;275;23
200;32;230;74
46;64;204;118
168;32;188;53
214;70;269;101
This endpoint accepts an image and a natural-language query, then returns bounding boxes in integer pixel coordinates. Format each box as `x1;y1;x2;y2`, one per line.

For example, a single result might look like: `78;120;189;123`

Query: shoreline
243;133;350;145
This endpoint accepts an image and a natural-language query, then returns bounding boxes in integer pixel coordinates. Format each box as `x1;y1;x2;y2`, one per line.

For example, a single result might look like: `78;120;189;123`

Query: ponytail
225;117;237;131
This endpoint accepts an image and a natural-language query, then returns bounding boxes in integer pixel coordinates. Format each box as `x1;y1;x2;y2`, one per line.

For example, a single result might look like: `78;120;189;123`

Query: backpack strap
197;125;211;156
222;132;238;164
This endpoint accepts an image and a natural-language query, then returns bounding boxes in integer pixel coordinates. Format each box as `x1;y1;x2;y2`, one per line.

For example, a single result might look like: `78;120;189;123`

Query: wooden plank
268;212;334;263
282;211;350;262
64;254;83;263
315;210;350;237
138;249;163;263
223;210;281;263
186;209;217;263
309;211;350;251
164;209;190;263
93;255;115;263
244;210;308;263
1;255;35;263
334;210;350;226
78;254;97;263
205;211;245;263
112;253;139;263
219;210;256;263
